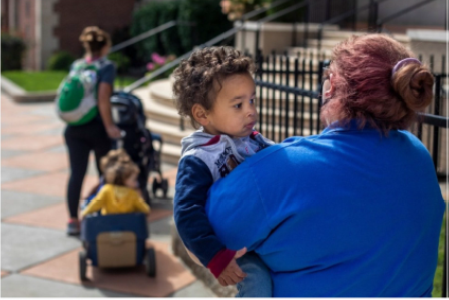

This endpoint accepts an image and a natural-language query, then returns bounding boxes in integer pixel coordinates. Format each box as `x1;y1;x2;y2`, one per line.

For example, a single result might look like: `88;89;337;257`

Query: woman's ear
192;104;209;126
323;73;335;98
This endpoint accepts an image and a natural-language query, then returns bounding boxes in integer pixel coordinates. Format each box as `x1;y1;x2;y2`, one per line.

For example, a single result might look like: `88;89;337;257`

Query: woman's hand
106;124;122;139
217;247;247;286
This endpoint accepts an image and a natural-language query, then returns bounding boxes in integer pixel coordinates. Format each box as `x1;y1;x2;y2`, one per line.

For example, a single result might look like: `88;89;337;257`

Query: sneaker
67;219;80;236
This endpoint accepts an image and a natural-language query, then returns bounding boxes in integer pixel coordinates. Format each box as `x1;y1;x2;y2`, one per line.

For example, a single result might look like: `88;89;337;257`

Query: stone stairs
138;29;411;163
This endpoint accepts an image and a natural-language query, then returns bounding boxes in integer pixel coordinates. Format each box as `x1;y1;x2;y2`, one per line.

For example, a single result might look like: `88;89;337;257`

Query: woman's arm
206;161;272;252
97;82;121;139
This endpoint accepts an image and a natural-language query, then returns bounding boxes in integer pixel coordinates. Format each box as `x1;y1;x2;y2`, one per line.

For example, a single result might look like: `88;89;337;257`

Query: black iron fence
252;51;448;178
254;51;326;142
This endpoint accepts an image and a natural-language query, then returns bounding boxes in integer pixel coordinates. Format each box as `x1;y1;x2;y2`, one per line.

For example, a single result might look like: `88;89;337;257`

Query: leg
235;252;273;297
64;126;91;219
90;118;112;177
92;136;112;177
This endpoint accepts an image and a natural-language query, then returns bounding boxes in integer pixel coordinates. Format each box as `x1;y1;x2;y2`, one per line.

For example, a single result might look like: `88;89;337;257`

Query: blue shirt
206;120;445;297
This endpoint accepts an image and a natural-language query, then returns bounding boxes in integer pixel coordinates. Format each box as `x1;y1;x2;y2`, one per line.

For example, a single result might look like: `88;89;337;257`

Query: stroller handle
114;130;127;149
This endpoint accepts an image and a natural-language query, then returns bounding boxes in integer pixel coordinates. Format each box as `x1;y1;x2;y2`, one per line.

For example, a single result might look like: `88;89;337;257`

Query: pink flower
146;62;155;71
151;52;166;65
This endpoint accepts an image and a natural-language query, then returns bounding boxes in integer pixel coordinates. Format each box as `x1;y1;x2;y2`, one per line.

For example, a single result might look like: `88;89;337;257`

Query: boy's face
204;72;257;138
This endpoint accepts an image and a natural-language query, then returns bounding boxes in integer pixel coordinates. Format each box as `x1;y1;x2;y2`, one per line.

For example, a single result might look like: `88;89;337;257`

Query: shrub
178;0;232;51
111;26;140;67
130;2;165;61
108;52;131;74
47;51;76;71
1;34;26;71
160;0;184;56
146;52;177;80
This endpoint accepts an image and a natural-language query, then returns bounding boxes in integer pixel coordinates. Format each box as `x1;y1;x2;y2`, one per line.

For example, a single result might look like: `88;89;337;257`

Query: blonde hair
79;26;111;55
100;149;139;186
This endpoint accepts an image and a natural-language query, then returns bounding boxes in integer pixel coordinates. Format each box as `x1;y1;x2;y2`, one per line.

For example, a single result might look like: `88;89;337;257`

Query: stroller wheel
161;179;168;199
79;251;87;281
145;247;156;277
152;178;160;197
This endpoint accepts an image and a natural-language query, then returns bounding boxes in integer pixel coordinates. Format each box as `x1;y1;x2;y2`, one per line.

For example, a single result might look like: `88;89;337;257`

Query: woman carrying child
205;34;444;296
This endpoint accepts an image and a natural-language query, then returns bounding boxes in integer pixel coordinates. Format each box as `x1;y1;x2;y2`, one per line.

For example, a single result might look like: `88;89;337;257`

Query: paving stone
37;127;65;136
1;134;64;151
148;216;173;243
46;144;68;153
1;149;29;159
1;122;61;136
3;203;71;231
1;166;44;184
169;280;216;297
21;242;196;297
1;114;50;126
1;223;80;272
2;151;68;172
1;274;132;297
4;202;172;231
2;171;98;198
1;190;63;219
1;134;13;141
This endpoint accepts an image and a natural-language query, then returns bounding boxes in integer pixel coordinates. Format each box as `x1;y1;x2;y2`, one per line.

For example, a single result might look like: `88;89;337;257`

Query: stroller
109;91;169;200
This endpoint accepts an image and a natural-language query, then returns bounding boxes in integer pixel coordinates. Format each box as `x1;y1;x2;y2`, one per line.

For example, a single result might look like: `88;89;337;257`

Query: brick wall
53;0;136;57
2;0;9;31
17;0;37;70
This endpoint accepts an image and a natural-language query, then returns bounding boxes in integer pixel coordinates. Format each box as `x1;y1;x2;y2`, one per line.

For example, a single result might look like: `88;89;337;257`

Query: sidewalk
1;95;215;297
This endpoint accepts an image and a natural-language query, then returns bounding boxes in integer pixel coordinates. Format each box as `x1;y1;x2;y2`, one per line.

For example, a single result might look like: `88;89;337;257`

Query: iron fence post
240;18;246;52
304;3;309;48
254;24;261;58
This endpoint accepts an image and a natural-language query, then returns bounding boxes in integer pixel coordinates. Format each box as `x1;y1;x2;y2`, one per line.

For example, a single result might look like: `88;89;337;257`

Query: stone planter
171;223;237;297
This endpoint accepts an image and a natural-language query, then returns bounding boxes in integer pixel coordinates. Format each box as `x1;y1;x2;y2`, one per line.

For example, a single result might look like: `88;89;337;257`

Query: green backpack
56;59;101;125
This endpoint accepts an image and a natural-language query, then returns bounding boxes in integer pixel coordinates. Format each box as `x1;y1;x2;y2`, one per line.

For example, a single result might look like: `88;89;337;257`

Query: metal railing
108;21;194;54
314;0;440;50
254;51;326;141
376;0;438;32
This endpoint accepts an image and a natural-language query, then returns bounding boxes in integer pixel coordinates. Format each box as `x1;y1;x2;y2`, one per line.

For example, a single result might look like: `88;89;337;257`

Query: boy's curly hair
100;149;139;186
172;46;256;127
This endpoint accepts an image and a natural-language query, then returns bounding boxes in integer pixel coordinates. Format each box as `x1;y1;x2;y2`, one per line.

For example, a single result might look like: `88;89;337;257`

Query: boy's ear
192;104;209;126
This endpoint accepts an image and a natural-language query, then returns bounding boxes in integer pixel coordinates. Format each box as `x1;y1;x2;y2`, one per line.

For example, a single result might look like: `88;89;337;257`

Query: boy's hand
217;247;247;286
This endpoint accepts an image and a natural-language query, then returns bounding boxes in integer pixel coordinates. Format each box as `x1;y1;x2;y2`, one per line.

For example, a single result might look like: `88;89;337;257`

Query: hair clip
392;58;421;76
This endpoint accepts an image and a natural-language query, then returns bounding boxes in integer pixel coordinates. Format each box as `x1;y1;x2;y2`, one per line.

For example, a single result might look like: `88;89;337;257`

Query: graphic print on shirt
215;146;240;178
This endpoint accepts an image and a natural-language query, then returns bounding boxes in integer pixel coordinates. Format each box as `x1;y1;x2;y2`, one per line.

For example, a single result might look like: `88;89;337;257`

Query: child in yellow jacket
81;149;150;217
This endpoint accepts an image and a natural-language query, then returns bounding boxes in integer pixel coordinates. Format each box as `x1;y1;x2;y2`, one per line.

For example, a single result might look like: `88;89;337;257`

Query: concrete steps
302;30;410;52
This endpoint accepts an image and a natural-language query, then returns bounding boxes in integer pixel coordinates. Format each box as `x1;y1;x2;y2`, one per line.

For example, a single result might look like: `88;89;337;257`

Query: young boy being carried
173;46;274;297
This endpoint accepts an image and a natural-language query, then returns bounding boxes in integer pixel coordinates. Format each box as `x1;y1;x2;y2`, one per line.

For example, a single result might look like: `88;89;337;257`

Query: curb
1;75;56;103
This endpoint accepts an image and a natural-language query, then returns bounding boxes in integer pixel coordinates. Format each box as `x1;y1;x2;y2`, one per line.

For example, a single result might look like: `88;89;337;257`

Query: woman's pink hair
322;34;434;134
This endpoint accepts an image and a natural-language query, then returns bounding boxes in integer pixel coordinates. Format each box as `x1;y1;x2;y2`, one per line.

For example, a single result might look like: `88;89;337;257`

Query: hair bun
392;64;434;112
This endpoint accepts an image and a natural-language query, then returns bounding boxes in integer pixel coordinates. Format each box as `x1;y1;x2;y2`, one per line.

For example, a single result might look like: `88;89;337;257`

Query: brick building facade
2;0;136;70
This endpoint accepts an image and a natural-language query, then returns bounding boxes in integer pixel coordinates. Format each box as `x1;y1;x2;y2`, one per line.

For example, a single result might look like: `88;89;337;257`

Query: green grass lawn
2;71;137;92
433;213;446;297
